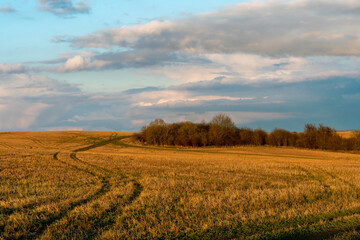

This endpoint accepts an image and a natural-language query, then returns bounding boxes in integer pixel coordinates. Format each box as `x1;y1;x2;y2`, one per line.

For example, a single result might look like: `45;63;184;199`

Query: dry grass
1;131;360;239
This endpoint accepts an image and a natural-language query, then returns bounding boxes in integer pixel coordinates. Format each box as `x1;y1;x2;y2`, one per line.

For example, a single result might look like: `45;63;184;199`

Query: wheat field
1;131;360;239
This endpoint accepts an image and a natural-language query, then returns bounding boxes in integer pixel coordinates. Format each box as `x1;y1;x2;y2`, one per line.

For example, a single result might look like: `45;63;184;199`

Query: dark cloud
38;0;89;17
124;76;360;131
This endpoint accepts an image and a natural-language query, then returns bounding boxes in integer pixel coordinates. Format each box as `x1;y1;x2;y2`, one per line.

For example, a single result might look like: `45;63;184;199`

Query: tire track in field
0;152;88;238
23;152;112;239
0;151;107;239
36;136;143;240
67;138;143;240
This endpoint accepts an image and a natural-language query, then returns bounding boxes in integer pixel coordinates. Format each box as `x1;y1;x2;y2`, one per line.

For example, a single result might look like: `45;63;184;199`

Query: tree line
134;114;360;151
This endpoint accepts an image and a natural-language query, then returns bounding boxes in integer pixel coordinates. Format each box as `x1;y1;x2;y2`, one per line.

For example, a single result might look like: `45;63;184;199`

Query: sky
1;0;360;132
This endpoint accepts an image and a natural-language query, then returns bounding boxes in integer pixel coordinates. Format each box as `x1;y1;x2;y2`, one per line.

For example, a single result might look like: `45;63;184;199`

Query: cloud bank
71;0;360;56
43;0;360;85
1;71;359;131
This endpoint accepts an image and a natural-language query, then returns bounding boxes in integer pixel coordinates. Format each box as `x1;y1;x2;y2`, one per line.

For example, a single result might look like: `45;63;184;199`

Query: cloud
41;0;360;85
23;50;360;86
50;50;209;73
1;71;360;131
146;53;360;84
134;89;254;107
0;63;27;74
40;49;360;87
0;7;16;13
38;0;89;17
64;55;85;71
70;0;360;56
124;76;360;131
60;55;107;72
0;73;82;130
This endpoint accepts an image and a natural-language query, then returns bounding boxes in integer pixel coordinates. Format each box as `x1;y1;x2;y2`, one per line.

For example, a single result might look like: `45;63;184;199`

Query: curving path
34;136;143;239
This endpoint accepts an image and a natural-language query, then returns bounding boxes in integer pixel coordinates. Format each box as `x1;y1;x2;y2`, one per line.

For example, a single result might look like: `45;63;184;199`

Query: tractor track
21;152;112;240
8;135;360;239
32;136;143;240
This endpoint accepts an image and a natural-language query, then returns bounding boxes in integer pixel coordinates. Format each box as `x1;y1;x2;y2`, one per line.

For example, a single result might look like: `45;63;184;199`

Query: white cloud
64;55;85;71
60;55;109;72
136;92;254;107
67;113;117;122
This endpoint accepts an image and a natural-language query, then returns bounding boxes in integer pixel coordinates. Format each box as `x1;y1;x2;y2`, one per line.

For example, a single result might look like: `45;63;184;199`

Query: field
1;132;360;239
338;131;355;139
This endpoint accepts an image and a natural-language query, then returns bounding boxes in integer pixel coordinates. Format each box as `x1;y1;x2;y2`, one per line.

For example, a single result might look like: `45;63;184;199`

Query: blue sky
1;0;360;132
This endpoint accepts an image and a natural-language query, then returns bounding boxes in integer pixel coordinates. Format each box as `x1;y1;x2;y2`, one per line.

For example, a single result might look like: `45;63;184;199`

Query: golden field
1;131;360;239
338;131;356;139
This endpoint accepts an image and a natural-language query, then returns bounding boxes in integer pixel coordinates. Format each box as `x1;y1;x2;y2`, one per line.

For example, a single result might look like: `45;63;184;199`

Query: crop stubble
1;132;360;239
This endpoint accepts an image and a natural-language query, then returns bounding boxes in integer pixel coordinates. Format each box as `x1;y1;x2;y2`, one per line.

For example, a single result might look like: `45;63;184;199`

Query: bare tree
209;113;237;146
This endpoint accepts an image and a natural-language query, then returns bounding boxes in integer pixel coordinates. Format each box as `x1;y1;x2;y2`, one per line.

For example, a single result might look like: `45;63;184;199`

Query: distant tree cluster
134;114;360;151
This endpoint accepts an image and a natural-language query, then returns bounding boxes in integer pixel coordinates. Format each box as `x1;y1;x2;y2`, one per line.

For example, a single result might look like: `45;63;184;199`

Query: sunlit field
1;132;360;239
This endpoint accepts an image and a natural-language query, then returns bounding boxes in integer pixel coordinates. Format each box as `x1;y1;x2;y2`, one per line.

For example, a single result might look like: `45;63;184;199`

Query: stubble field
1;131;360;239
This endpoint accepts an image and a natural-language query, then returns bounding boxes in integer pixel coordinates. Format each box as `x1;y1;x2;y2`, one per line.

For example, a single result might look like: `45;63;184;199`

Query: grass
1;131;360;239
